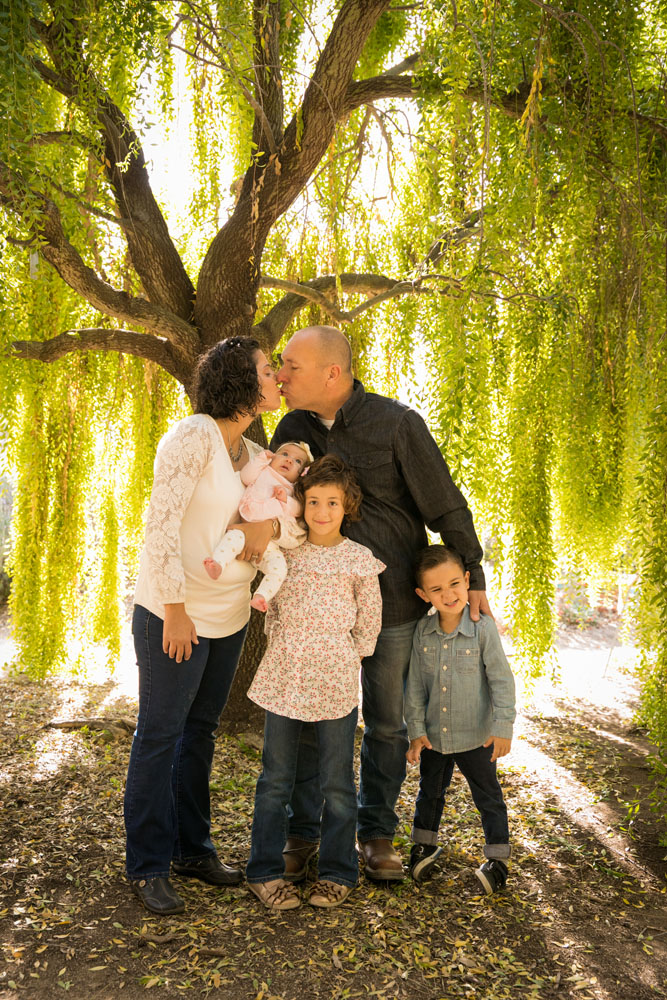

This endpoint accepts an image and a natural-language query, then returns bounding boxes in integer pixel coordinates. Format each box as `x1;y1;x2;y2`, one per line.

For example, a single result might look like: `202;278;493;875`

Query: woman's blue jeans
124;605;247;880
247;708;359;888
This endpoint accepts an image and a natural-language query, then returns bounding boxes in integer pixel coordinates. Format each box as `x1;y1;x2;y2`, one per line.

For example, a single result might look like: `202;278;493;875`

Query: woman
124;337;282;915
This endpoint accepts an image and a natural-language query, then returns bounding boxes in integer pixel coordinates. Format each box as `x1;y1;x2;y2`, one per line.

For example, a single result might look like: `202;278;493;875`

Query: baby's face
271;444;309;482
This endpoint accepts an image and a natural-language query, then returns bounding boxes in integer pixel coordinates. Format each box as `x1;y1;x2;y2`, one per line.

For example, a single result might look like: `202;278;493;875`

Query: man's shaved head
277;325;355;418
291;326;352;375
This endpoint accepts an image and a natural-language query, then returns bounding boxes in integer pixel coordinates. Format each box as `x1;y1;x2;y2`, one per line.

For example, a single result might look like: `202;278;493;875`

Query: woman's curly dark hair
193;337;263;419
294;454;363;521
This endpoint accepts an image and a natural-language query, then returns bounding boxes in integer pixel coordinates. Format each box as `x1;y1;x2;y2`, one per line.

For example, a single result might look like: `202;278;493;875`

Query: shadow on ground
0;625;666;1000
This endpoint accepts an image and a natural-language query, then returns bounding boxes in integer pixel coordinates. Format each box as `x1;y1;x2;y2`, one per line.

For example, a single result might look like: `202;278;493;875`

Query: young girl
404;545;515;892
203;442;313;612
246;455;384;910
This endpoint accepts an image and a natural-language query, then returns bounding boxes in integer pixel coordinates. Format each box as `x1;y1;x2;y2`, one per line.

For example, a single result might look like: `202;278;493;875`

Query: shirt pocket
455;645;480;672
416;639;439;675
347;450;395;498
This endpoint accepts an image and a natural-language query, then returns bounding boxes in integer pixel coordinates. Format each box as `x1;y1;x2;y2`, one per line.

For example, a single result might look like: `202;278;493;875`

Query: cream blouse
133;413;262;638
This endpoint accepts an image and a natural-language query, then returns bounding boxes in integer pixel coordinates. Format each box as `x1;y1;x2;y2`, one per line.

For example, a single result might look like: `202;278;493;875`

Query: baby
204;442;313;612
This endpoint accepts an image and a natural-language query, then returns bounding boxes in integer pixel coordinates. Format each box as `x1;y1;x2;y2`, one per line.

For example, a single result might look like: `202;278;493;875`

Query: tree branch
257;211;482;343
343;66;667;140
168;36;279;155
420;210;482;269
11;329;187;383
28;129;92;149
32;15;196;320
197;0;393;335
258;276;352;323
252;0;284;155
256;264;564;349
341;73;416;115
256;272;434;345
0;161;198;361
383;52;421;76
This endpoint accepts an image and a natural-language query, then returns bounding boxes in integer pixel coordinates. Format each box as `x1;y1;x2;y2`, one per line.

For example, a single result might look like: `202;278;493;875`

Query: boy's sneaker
409;843;443;882
474;859;508;895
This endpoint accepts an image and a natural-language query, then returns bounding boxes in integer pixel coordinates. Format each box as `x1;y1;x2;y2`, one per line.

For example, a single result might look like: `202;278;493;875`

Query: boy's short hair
294;454;363;521
414;544;466;587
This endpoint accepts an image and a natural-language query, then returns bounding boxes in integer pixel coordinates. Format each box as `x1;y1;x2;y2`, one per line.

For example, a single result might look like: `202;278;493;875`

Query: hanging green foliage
0;1;666;789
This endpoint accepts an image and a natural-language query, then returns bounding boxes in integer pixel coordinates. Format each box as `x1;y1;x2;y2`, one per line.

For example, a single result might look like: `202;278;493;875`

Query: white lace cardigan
133;413;299;639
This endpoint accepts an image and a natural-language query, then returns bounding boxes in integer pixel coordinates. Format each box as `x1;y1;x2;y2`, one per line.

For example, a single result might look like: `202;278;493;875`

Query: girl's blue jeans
247;708;359;887
124;605;247;880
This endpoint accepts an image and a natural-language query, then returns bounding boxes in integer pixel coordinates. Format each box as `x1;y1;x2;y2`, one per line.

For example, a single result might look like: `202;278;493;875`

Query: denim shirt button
442;665;447;671
442;686;446;692
466;649;471;654
442;727;447;732
443;643;448;649
442;706;447;712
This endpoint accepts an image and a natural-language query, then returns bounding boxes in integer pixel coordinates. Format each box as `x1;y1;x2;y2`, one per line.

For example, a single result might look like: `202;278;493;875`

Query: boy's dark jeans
412;744;510;860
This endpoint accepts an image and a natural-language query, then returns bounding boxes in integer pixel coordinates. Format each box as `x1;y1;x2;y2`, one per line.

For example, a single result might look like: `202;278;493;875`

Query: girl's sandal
248;878;301;910
308;880;352;908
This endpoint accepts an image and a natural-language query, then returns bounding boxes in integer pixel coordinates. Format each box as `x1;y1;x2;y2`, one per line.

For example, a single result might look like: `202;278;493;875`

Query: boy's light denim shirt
404;605;516;754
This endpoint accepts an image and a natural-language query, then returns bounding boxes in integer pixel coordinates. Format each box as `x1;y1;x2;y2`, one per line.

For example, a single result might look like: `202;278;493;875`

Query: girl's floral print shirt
248;539;385;721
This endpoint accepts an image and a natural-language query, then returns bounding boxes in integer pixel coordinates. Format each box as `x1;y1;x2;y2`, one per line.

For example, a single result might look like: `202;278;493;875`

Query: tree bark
32;15;196;321
219;415;269;731
194;0;392;338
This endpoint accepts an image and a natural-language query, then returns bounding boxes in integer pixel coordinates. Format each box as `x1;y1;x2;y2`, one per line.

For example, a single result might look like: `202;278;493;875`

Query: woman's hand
163;603;199;663
231;520;275;563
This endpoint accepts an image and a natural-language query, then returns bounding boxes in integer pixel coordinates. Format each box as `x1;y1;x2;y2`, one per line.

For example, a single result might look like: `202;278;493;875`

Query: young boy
404;545;516;893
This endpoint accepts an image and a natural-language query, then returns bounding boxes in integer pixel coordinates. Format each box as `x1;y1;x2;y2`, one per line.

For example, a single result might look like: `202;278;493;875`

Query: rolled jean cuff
484;843;511;860
411;826;439;847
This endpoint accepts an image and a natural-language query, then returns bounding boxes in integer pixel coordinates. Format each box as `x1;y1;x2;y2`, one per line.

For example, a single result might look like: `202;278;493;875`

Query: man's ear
326;363;341;384
415;586;430;604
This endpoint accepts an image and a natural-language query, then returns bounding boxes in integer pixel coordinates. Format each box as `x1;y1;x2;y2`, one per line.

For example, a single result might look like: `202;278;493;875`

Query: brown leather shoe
358;839;404;880
282;837;319;882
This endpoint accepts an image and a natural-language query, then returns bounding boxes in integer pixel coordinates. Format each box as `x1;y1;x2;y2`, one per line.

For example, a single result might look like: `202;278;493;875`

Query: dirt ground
0;616;666;1000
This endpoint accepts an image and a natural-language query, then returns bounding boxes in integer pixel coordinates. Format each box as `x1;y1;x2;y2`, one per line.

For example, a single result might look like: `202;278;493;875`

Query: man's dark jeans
124;605;247;880
412;744;510;860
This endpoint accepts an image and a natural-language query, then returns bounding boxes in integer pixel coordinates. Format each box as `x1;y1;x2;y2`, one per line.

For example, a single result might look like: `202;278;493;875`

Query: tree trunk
219;606;267;734
219;414;269;732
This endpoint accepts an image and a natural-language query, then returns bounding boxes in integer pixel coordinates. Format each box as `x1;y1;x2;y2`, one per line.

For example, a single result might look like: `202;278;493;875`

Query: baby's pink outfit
238;452;302;522
210;450;305;604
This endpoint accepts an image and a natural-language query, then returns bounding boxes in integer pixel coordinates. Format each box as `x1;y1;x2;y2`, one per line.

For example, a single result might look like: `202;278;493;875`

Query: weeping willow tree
1;0;666;769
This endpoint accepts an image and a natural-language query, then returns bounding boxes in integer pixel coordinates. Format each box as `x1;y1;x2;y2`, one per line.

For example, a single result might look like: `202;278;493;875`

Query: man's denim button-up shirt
404;606;516;754
271;381;485;627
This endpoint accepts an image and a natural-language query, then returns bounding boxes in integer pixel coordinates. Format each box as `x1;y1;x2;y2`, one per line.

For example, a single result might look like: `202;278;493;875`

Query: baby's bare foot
250;594;268;613
204;557;222;580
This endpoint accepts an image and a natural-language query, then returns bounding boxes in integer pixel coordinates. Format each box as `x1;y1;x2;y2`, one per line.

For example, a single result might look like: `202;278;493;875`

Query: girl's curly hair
193;337;263;419
294;453;363;521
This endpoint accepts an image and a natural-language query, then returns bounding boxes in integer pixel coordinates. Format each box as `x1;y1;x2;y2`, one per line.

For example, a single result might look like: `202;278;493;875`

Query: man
270;326;491;880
